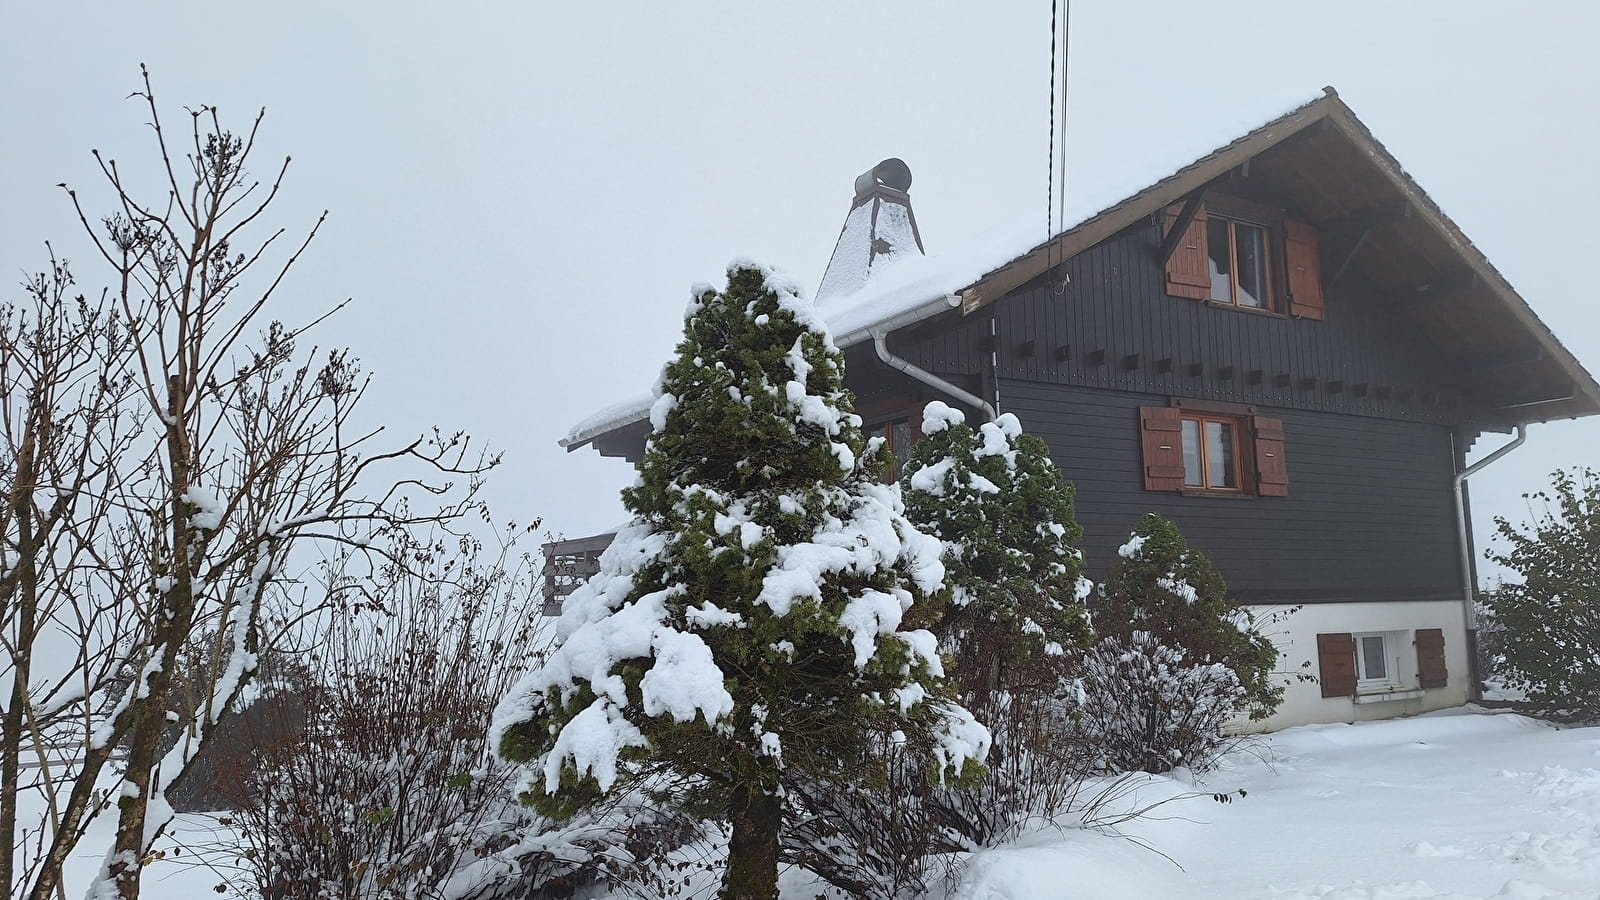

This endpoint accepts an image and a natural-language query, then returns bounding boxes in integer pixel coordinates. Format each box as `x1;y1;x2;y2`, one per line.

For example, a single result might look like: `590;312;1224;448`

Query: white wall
1237;599;1473;733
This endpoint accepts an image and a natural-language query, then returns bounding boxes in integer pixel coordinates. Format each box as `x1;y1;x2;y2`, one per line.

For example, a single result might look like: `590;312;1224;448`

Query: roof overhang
955;88;1600;425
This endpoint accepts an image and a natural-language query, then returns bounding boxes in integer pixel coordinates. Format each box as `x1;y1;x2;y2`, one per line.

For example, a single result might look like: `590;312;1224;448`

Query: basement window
1354;632;1397;688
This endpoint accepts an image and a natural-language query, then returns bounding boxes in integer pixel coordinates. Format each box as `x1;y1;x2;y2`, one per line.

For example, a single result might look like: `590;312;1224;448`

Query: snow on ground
50;708;1598;899
942;709;1600;900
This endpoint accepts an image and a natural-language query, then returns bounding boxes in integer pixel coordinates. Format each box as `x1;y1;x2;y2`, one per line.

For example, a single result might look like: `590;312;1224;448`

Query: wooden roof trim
1317;106;1600;419
958;91;1342;314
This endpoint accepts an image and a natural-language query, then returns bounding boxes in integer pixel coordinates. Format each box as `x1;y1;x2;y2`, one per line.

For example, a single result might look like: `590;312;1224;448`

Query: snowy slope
74;707;1599;898
945;710;1600;900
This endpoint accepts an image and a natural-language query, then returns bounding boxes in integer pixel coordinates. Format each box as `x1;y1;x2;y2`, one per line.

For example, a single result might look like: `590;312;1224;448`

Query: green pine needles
1484;468;1600;722
493;262;986;900
901;402;1092;695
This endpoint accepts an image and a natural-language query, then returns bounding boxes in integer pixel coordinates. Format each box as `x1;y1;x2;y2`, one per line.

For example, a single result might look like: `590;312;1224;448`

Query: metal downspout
871;328;999;422
1453;423;1527;697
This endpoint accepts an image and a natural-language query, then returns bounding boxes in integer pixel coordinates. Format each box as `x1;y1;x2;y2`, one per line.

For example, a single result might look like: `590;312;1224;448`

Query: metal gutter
1453;423;1526;696
870;326;998;423
831;292;965;350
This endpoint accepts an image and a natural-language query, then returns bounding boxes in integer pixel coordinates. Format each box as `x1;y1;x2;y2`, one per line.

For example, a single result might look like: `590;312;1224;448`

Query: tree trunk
722;777;781;900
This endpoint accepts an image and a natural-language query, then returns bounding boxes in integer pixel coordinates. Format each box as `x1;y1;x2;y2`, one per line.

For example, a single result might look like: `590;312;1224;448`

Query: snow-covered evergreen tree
900;402;1091;694
1096;513;1282;720
493;263;987;900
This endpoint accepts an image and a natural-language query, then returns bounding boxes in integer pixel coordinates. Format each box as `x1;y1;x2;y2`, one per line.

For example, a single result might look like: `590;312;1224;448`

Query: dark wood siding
870;214;1490;604
1002;379;1462;604
890;222;1492;428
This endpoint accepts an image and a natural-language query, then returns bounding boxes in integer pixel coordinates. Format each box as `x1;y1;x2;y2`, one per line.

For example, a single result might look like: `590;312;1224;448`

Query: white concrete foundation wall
1236;598;1472;733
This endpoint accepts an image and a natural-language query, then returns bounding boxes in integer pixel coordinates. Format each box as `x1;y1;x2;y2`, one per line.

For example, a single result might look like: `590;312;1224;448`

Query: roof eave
1314;107;1600;423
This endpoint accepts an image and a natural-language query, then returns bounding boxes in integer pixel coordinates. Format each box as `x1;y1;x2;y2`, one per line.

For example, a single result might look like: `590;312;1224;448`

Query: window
1354;632;1393;685
866;417;917;482
1139;404;1288;497
1180;414;1240;490
1318;629;1451;699
1207;216;1271;309
1163;200;1326;320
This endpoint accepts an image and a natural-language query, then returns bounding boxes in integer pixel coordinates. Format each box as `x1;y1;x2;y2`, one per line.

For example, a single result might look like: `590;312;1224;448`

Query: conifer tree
1097;513;1282;720
1484;467;1600;721
900;402;1092;696
494;263;987;900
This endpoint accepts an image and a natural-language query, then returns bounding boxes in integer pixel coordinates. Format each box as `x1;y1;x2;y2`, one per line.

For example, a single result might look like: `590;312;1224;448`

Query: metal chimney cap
853;158;913;197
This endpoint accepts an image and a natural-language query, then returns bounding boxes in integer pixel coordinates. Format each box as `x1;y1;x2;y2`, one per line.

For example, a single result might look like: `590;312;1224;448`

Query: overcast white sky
3;1;1596;582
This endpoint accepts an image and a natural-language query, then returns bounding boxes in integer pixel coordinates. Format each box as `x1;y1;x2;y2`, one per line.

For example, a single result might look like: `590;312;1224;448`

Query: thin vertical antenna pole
1046;0;1059;247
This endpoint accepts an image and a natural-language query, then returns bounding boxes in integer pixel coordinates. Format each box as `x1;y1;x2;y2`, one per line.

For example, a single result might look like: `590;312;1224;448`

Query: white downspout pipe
1453;423;1526;695
871;328;998;422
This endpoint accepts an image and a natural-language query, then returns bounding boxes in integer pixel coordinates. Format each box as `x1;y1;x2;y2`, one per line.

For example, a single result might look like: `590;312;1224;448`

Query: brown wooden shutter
1139;406;1185;491
1415;628;1448;688
1284;219;1325;320
1317;632;1356;697
1164;205;1210;300
1251;415;1289;497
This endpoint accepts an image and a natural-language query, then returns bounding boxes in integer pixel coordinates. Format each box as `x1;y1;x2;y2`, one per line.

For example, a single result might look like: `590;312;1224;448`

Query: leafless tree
1;67;497;900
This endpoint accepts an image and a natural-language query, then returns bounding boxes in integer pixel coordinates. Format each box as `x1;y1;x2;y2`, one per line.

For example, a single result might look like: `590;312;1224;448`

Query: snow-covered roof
561;87;1367;452
560;220;1065;451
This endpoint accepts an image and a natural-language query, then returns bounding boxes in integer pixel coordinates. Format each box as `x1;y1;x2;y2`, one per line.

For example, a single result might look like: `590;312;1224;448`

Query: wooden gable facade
843;91;1599;605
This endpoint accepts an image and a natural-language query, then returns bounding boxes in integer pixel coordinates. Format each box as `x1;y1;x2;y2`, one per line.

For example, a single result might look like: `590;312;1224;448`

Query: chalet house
552;88;1600;731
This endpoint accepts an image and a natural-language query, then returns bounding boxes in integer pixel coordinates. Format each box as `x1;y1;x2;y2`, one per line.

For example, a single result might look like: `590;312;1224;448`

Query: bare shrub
3;70;495;900
217;525;700;899
1069;631;1244;776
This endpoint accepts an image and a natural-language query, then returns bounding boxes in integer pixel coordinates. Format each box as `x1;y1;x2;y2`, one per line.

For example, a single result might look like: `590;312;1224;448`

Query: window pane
1205;421;1236;488
1361;635;1387;680
1206;219;1232;302
1181;419;1202;486
1234;223;1268;308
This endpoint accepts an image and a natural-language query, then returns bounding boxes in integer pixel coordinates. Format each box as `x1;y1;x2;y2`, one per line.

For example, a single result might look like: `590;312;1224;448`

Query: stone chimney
815;158;926;302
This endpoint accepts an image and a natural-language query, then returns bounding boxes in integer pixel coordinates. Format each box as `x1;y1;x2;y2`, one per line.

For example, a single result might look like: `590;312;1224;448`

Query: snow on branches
901;401;1091;695
494;262;986;900
1096;513;1283;724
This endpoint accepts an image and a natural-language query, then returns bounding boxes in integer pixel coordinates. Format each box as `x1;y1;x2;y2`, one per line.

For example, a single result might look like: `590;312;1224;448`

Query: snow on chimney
815;158;926;302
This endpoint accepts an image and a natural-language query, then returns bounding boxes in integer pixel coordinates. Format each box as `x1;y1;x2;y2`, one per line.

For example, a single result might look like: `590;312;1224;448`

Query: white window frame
1353;631;1400;690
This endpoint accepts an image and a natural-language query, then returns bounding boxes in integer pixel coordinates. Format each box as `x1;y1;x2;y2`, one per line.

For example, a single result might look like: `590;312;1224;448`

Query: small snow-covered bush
1071;631;1244;775
784;688;1082;899
1485;468;1600;722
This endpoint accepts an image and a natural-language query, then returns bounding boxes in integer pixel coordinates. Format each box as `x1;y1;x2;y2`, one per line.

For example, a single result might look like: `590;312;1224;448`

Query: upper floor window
1207;216;1272;309
1163;198;1325;320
